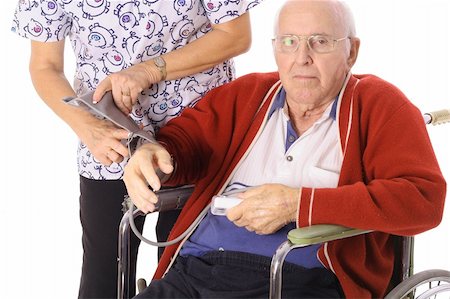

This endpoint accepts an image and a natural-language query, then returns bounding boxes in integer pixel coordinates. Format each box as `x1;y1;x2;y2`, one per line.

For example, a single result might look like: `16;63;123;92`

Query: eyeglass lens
276;35;336;53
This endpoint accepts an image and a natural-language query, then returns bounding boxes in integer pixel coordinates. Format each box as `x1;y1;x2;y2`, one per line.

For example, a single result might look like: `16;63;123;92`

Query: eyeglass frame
272;34;351;54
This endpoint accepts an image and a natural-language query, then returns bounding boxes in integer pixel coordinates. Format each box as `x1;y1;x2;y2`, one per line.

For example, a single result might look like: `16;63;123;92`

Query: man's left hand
226;184;300;235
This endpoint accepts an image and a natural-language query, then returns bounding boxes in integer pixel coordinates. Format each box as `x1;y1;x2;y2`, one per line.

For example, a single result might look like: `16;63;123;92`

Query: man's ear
347;37;360;68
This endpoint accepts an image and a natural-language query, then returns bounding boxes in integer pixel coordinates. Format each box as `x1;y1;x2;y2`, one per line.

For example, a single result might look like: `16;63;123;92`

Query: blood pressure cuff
63;91;157;154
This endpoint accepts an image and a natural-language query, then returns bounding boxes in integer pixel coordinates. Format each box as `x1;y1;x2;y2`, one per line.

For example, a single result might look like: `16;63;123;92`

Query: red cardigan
154;72;446;298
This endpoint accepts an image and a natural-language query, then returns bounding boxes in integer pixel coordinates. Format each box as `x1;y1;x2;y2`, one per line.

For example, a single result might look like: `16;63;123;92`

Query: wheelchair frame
118;210;450;299
118;208;144;299
270;225;450;299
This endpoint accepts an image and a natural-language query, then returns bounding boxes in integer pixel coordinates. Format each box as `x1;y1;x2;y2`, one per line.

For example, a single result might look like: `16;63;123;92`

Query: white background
1;1;449;298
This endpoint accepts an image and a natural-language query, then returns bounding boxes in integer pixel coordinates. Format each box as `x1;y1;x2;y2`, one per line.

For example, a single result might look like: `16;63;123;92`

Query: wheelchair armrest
153;184;195;212
287;224;372;246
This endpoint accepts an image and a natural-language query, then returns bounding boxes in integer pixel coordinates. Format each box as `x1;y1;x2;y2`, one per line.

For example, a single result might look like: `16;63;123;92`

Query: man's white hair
339;1;356;37
273;0;357;37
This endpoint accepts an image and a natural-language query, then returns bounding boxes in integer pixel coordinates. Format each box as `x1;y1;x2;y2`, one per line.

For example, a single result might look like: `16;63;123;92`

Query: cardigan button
286;155;293;162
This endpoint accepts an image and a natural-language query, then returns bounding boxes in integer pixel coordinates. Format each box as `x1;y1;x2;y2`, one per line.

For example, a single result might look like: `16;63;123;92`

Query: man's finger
155;151;174;175
227;205;243;222
139;160;162;192
233;186;258;199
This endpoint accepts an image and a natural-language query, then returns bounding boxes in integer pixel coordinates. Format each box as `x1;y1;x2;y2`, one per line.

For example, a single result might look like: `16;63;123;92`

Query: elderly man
124;0;446;297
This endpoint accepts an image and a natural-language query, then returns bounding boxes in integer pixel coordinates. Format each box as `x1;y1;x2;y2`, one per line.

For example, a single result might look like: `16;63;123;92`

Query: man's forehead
277;1;344;35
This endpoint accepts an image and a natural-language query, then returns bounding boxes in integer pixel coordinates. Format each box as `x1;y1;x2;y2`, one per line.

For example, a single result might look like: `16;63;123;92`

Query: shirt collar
268;87;338;121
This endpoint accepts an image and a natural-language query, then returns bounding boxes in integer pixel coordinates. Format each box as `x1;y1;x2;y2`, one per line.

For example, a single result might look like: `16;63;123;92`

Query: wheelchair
117;108;450;299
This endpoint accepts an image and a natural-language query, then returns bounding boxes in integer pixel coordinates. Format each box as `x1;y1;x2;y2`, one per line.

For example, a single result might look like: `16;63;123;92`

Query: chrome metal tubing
402;236;414;282
269;240;303;299
117;208;144;299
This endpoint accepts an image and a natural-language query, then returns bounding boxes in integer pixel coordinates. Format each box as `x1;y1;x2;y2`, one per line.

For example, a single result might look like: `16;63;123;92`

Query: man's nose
294;40;313;65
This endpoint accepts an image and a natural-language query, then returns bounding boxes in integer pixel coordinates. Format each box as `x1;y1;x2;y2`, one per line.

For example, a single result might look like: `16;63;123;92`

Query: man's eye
312;36;329;45
282;37;296;46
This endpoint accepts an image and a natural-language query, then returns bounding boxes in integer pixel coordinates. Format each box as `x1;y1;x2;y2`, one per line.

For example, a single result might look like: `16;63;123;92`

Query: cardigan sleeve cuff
298;187;314;227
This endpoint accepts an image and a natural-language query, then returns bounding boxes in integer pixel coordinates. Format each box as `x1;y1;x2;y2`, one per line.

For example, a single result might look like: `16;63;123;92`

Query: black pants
135;251;344;299
78;176;180;299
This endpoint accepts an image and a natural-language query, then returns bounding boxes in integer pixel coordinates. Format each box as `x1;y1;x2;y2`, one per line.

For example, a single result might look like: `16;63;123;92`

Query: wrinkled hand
123;142;174;213
93;63;160;115
226;184;300;235
77;115;130;166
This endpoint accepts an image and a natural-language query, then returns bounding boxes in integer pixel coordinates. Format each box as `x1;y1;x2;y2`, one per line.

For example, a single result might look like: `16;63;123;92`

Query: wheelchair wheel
385;269;450;299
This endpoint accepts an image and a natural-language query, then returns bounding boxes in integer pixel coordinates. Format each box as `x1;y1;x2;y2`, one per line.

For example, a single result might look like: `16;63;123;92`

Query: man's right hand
123;142;174;213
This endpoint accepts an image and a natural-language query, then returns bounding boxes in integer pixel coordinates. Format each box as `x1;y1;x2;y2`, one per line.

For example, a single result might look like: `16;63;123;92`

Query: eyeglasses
272;34;350;54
